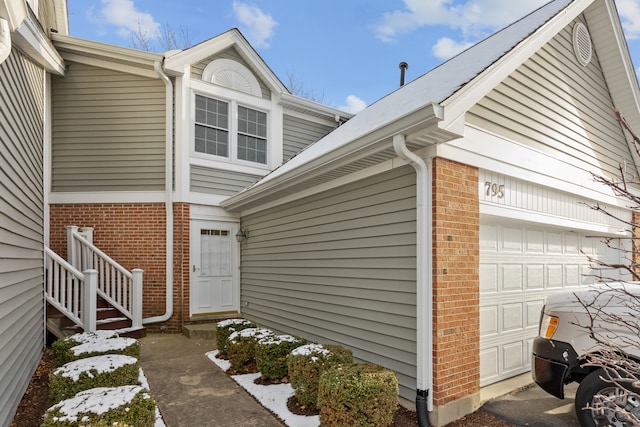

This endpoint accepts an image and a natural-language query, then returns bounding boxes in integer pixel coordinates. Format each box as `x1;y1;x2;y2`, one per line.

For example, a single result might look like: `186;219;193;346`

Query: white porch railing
44;247;98;331
67;226;143;329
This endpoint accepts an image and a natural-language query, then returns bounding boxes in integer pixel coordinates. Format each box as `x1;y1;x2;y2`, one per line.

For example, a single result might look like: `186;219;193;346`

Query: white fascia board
0;0;27;31
49;191;166;204
435;124;629;208
279;92;354;122
440;0;594;132
52;34;162;78
13;13;64;74
164;29;287;94
587;0;640;175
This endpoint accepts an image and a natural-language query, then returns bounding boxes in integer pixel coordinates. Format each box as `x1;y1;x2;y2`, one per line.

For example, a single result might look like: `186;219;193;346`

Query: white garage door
479;220;622;386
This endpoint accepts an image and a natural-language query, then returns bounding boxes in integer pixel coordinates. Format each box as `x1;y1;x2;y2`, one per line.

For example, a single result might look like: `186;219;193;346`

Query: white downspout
0;18;10;65
393;134;434;417
144;61;174;325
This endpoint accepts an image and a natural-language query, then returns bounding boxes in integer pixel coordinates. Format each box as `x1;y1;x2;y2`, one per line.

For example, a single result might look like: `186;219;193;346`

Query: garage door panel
527;300;544;328
480;264;498;292
480;222;621;386
502;302;523;331
480;305;498;336
502;227;523;251
526;265;544;289
503;265;523;290
480;347;499;380
502;341;524;372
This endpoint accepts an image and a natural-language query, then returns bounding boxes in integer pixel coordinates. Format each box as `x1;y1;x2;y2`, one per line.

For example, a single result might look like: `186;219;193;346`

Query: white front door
190;220;239;316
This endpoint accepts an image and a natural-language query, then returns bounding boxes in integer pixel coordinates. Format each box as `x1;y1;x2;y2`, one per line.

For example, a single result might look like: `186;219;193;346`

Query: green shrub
49;354;140;402
226;327;274;374
43;385;155;427
287;343;353;409
318;363;398;427
51;331;120;366
255;334;306;380
52;332;140;366
215;318;256;358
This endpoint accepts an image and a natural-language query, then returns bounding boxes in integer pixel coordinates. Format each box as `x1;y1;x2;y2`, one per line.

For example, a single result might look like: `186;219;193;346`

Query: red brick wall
49;203;190;332
431;158;480;405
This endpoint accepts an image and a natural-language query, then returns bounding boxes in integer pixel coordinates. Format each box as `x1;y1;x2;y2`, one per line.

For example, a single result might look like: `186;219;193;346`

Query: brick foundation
431;158;480;405
49;202;190;332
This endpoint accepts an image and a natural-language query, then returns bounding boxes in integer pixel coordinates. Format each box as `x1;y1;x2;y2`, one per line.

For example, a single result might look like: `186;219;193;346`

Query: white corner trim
0;17;9;64
0;0;27;31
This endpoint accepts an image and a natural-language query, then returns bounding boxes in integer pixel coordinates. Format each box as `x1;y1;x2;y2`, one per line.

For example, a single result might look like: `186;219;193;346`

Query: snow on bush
227;327;274;374
49;354;140;402
287;343;353;409
44;385;156;427
255;334;306;380
215;318;256;358
52;331;140;366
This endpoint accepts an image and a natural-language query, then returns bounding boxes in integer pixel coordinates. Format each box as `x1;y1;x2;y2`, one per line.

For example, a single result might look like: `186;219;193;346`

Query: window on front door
194;94;267;165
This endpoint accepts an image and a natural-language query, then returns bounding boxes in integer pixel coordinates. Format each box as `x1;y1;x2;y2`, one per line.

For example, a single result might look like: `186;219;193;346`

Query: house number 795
485;182;505;198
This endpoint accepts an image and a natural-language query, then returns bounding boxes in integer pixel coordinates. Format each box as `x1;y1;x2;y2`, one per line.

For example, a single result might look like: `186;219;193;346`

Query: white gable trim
164;29;286;94
440;0;594;133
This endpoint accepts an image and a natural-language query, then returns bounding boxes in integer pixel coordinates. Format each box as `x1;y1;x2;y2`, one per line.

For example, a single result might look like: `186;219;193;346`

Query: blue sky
67;0;640;114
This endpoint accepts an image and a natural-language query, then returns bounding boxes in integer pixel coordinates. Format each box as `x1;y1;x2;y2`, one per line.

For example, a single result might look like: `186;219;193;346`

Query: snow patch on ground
207;350;319;427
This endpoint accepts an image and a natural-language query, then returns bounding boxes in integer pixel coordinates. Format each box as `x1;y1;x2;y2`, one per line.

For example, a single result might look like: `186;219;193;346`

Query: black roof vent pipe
399;62;408;86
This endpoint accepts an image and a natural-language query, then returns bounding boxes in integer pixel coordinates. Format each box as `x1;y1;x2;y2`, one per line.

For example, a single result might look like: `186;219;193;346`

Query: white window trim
191;85;273;170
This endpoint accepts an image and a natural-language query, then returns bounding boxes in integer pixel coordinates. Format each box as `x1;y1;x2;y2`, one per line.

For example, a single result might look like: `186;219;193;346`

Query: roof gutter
143;60;174;325
393;134;433;426
222;103;447;212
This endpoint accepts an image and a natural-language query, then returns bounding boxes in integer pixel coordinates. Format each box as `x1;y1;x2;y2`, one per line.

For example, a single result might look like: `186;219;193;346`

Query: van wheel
575;368;640;427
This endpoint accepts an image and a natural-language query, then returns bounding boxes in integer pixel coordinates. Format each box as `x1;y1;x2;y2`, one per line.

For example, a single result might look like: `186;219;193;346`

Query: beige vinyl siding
282;114;334;161
240;166;417;399
191;165;261;196
467;16;631;178
51;63;166;192
192;47;271;100
0;50;45;427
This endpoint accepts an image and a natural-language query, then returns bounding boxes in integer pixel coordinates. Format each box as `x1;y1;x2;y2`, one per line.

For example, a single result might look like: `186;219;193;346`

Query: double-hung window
194;94;267;165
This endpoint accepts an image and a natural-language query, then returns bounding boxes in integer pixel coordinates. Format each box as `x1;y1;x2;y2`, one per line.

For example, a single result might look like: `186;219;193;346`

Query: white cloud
100;0;160;40
616;0;640;40
232;1;278;49
338;95;367;114
432;37;474;60
374;0;548;43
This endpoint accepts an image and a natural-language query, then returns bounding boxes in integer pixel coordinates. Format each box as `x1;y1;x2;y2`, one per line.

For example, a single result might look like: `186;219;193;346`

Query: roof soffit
164;28;287;94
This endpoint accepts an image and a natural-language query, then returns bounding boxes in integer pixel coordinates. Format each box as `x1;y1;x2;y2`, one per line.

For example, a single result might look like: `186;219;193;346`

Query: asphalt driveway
484;382;580;426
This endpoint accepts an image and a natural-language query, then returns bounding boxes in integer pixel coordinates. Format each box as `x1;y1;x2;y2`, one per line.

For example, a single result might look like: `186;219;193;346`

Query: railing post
81;227;94;245
83;269;98;332
67;226;79;269
131;269;144;329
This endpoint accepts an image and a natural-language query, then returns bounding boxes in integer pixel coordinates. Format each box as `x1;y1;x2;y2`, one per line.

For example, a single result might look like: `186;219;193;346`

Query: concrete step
182;323;217;340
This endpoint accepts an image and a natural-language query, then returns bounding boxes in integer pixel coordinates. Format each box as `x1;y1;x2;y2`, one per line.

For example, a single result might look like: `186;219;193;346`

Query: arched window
202;58;262;97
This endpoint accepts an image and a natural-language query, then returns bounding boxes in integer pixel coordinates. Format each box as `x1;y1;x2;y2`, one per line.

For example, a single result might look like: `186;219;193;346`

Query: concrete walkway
140;333;283;427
